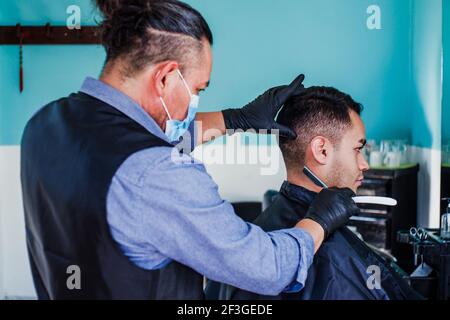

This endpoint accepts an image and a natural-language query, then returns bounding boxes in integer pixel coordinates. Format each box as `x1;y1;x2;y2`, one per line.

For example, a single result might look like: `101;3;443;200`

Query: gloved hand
304;187;359;239
221;74;306;139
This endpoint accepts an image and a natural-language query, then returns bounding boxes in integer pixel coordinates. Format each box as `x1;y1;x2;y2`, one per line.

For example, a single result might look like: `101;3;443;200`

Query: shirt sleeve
109;147;315;296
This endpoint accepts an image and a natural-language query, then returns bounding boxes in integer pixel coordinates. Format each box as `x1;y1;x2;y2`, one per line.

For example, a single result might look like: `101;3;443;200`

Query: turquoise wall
410;0;442;150
0;0;440;148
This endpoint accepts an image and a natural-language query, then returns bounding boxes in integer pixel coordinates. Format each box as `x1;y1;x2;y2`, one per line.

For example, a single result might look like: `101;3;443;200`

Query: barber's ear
152;61;179;97
310;136;330;165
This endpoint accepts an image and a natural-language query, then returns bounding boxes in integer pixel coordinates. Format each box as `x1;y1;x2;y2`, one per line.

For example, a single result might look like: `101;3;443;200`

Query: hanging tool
17;24;24;93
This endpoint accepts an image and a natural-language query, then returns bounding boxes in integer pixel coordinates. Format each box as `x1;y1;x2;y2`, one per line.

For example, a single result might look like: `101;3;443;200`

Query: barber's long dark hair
94;0;213;75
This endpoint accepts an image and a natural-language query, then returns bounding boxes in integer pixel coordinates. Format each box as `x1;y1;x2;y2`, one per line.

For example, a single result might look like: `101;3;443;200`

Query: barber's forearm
295;219;324;253
195;112;226;145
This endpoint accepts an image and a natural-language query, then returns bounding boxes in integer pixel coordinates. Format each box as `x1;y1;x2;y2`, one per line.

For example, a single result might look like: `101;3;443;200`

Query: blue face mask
159;70;200;142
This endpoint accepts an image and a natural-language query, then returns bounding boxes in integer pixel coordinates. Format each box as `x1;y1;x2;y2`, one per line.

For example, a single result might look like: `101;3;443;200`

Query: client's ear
310;136;331;165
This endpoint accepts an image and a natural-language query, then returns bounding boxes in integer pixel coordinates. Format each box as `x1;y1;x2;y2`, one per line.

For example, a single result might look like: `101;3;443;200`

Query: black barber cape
21;92;204;299
219;182;422;300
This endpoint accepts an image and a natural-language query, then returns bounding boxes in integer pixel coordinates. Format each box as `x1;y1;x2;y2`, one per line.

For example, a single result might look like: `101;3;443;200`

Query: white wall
0;151;4;299
410;147;442;227
0;146;36;299
192;135;287;202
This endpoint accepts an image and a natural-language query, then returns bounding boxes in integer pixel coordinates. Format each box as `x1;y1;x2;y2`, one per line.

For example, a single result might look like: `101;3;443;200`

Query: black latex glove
304;187;359;239
221;74;305;139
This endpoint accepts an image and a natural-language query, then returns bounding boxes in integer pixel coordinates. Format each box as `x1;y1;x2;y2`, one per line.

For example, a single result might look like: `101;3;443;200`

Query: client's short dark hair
277;86;363;171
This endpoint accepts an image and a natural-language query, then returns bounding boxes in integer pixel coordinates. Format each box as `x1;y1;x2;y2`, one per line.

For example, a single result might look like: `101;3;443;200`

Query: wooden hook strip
0;26;101;45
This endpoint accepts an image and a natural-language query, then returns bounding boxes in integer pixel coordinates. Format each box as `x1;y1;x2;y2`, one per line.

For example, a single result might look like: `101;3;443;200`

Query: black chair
263;190;279;211
230;201;262;222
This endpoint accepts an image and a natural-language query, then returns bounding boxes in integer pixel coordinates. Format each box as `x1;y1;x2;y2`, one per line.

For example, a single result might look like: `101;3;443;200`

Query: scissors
409;227;428;241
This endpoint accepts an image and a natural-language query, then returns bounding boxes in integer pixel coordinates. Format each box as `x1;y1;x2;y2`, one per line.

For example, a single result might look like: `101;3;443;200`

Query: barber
21;0;359;299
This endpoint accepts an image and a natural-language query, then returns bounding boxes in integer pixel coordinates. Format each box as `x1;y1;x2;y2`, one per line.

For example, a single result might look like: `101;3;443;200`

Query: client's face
327;111;369;192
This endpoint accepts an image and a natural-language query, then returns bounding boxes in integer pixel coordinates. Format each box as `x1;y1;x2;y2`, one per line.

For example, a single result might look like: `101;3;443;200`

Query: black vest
21;92;204;300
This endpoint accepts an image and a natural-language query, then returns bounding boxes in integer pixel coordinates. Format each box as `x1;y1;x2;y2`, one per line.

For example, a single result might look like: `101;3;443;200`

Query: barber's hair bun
96;0;149;19
95;0;122;19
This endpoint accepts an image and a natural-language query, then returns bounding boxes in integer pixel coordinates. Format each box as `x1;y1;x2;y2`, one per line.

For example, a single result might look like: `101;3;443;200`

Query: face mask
159;69;200;142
